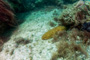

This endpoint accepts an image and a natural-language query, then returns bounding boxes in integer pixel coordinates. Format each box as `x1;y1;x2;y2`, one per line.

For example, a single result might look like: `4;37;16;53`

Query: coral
42;26;66;40
56;1;90;29
50;2;90;59
57;5;77;26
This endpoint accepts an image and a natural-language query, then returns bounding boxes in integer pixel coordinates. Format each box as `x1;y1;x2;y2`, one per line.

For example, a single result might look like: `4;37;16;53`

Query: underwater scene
1;0;90;60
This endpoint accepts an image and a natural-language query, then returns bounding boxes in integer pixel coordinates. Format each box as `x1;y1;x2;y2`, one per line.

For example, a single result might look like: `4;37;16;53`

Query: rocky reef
54;1;90;30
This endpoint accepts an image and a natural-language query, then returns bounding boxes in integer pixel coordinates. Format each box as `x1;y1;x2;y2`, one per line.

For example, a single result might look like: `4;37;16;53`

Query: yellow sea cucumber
42;26;66;40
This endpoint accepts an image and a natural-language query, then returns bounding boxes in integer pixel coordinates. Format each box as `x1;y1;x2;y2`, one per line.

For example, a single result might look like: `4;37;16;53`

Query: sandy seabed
0;7;61;60
0;6;90;60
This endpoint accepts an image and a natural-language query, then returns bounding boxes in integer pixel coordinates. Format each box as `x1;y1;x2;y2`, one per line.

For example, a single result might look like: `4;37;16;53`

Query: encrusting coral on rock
54;1;90;29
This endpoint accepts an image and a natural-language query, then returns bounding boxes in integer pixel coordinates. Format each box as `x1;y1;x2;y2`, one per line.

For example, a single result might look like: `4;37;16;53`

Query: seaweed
50;1;90;60
50;27;90;60
0;0;16;26
0;0;17;34
51;41;87;60
52;31;67;43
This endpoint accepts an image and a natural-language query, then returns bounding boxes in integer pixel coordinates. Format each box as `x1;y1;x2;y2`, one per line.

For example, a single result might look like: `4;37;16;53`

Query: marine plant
51;41;87;60
0;0;16;34
0;0;15;26
45;1;90;60
49;27;90;60
52;30;67;43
